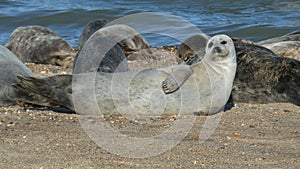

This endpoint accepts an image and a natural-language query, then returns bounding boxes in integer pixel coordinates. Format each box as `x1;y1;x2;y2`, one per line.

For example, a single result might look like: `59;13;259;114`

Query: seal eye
208;42;213;48
221;41;227;45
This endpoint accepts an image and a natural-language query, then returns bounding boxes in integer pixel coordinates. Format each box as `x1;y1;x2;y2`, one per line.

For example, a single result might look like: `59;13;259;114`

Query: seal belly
92;67;212;116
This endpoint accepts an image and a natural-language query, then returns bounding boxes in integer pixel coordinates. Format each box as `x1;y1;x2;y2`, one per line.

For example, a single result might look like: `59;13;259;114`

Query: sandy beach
0;47;299;168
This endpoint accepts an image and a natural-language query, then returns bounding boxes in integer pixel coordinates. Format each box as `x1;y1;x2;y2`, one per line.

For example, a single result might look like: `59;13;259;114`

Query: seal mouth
218;51;229;58
216;50;229;58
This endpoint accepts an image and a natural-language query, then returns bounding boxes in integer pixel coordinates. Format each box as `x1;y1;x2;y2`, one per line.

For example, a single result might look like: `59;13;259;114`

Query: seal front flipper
162;67;192;94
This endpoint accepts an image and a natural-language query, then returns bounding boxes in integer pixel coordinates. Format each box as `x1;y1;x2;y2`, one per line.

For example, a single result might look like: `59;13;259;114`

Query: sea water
0;0;299;47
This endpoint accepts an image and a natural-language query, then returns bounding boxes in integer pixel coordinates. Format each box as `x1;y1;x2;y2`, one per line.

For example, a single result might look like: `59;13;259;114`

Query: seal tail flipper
14;74;74;111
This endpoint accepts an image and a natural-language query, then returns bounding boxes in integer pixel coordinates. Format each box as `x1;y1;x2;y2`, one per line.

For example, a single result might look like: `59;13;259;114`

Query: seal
88;24;149;55
6;25;75;66
177;34;210;64
0;45;54;106
257;30;300;60
15;34;237;115
178;34;300;106
73;36;129;73
0;45;34;105
78;19;109;50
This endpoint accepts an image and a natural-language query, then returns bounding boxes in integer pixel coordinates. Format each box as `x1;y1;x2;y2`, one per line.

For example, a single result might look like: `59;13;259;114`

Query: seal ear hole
221;41;227;45
208;42;213;48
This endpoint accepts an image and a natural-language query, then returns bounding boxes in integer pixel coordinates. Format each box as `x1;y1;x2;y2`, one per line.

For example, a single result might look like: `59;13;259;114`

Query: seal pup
88;24;149;55
177;35;300;106
78;19;109;50
6;25;75;66
258;30;300;60
15;34;237;115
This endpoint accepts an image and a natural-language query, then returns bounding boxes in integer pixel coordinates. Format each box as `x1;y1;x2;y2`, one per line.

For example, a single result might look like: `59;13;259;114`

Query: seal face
6;26;75;66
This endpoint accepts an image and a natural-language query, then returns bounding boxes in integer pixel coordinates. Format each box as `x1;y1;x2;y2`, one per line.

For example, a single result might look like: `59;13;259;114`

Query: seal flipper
14;74;74;111
162;68;192;94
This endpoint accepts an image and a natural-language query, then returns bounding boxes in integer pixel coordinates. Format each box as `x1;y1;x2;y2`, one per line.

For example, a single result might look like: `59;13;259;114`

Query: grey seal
88;24;149;55
0;45;34;105
257;30;300;60
6;25;75;66
177;34;300;106
0;45;53;106
15;34;237;115
73;36;129;73
177;34;210;64
78;19;109;50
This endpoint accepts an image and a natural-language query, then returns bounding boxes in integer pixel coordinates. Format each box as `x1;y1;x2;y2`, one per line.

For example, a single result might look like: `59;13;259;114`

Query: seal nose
214;47;222;53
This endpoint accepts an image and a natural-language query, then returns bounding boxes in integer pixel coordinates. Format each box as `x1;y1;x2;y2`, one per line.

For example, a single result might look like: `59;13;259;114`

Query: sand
0;47;299;168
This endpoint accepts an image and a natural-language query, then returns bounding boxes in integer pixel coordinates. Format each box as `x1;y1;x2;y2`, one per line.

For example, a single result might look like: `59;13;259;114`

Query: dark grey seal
177;34;300;106
6;25;75;66
177;34;210;64
78;19;109;50
88;24;149;55
73;36;129;73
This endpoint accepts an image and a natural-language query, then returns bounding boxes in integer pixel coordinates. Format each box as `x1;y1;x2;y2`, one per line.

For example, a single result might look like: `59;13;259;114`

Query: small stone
226;136;232;140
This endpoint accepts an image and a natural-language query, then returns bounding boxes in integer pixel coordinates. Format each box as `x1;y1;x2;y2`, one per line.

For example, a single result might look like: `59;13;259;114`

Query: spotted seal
15;34;237;115
178;34;300;106
6;25;75;66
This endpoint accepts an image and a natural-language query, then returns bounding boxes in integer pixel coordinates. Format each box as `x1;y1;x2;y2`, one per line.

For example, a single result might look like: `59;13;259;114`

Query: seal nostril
221;41;227;45
214;47;222;53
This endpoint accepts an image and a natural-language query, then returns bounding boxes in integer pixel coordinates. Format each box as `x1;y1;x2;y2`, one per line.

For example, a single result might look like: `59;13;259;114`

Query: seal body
15;35;237;115
89;24;149;55
258;30;300;60
233;42;300;105
6;26;75;66
73;37;129;73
